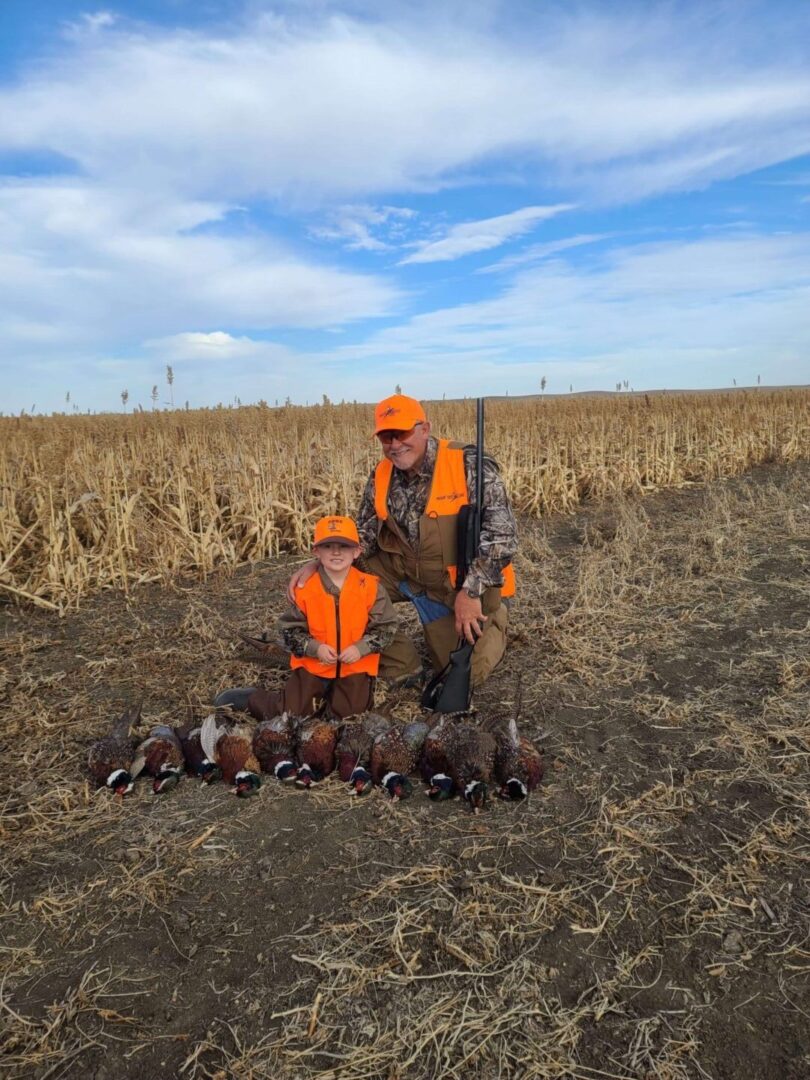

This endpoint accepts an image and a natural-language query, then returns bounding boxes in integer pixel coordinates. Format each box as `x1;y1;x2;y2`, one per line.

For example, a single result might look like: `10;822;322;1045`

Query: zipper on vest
334;594;341;680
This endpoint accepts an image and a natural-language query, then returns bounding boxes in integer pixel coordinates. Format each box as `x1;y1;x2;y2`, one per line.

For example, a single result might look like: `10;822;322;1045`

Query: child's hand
317;643;338;664
339;644;362;664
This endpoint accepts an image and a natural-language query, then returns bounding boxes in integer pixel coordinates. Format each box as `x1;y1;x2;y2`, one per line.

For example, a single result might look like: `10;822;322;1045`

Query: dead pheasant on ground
252;710;300;782
485;715;544;800
426;719;496;813
200;710;261;790
370;720;430;800
132;723;186;794
295;716;339;788
336;711;392;794
86;703;143;795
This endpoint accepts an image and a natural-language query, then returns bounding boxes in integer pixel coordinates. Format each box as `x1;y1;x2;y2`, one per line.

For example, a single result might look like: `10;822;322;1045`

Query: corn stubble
1;389;808;610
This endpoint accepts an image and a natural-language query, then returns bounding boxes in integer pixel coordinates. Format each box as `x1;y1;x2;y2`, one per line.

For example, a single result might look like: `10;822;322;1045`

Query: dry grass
1;452;809;1077
2;389;808;610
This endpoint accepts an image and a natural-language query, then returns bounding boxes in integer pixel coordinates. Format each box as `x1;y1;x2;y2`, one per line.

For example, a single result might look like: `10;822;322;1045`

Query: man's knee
421;603;509;687
471;603;508;686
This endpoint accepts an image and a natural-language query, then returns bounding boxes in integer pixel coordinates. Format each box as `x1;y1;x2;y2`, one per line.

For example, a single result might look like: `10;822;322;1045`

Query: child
253;516;397;720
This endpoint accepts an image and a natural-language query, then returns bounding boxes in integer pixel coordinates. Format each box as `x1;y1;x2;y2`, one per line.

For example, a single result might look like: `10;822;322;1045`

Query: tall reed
2;390;808;610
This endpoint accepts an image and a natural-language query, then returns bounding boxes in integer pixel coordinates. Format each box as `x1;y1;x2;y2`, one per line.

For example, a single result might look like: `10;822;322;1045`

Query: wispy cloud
400;205;575;264
310;204;416;251
320;231;810;388
2;11;808;204
0;180;402;356
1;4;809;412
63;11;117;40
480;233;611;273
144;331;291;364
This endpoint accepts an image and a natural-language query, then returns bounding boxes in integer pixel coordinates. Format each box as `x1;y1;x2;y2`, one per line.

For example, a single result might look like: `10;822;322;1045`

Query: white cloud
480;233;612;273
2;6;809;412
0;180;401;356
316;231;810;390
9;230;808;413
1;11;808;204
145;331;291;365
63;11;117;40
310;204;417;251
400;205;574;264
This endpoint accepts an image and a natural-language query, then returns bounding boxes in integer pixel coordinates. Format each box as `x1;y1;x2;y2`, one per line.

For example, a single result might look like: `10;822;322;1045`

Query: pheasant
482;678;544;800
131;723;185;794
200;711;260;787
253;711;299;782
87;704;143;794
335;712;392;782
440;720;497;813
295;716;339;788
486;716;544;800
176;722;222;783
418;713;453;784
370;721;430;799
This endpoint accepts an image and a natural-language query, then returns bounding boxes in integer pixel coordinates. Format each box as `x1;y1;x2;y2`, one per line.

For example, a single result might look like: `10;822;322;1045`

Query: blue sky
1;0;809;413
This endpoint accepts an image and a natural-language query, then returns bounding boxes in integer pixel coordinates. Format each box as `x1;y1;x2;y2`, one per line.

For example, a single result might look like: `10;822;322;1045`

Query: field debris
1;450;809;1078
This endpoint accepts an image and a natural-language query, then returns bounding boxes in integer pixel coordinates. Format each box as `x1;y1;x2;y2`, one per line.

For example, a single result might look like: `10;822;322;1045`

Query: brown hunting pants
364;553;509;688
248;670;374;722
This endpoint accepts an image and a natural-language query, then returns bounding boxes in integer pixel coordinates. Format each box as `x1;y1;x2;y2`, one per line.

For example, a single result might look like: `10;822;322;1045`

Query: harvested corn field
2;451;809;1079
1;389;808;610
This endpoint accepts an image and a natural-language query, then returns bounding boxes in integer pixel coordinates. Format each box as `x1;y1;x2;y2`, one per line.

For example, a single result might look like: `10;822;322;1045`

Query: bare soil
2;462;809;1079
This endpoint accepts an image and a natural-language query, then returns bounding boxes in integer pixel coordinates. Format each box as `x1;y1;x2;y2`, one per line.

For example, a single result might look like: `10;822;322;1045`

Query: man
289;394;518;687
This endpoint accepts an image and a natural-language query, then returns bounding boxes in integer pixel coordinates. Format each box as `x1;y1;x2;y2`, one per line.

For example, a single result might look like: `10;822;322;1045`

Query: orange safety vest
290;566;380;678
373;439;515;598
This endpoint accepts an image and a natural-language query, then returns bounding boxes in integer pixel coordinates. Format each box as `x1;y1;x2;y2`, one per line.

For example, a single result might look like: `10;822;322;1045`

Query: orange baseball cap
313;515;360;547
373;394;426;435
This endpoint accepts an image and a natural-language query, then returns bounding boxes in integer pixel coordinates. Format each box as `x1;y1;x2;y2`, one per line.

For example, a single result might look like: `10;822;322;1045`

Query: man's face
377;420;431;473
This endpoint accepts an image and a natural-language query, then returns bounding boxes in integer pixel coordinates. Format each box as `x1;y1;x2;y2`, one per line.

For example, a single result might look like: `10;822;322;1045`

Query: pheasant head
347;766;373;796
426;773;454;801
233;770;262;798
382;772;413;802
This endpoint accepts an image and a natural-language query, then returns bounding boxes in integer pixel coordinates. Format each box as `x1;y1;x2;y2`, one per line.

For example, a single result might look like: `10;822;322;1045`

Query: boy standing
252;516;397;720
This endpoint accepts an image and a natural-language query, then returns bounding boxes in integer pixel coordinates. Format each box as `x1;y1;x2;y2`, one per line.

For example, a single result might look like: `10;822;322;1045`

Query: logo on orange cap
313;515;360;546
373;394;427;435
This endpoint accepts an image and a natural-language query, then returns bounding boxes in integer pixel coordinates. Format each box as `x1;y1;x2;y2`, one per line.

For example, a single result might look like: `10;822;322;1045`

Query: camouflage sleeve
355;469;380;560
356;581;399;657
461;450;518;597
277;601;320;658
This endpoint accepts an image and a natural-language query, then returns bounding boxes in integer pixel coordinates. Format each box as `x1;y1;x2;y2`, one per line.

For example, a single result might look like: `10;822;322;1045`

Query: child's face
314;542;360;575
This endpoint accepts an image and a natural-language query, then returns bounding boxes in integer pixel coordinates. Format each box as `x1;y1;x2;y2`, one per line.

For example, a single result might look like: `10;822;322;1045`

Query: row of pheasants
87;697;543;810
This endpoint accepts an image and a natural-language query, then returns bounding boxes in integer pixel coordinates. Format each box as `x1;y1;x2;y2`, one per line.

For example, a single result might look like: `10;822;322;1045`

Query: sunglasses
377;423;424;445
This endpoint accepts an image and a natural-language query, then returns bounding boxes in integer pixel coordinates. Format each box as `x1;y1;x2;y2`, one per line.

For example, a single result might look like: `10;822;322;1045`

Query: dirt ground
2;461;809;1080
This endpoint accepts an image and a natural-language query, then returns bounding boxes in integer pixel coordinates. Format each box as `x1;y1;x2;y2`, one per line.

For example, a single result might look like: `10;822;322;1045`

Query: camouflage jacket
356;436;518;598
279;566;398;659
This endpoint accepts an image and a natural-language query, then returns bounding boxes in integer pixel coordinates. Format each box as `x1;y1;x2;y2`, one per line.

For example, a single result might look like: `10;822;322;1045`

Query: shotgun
421;397;484;713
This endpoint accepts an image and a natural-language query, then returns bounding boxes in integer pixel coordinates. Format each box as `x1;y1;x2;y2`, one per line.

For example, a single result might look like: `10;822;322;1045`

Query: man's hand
339;644;362;664
316;643;339;664
454;591;487;646
287;560;318;603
